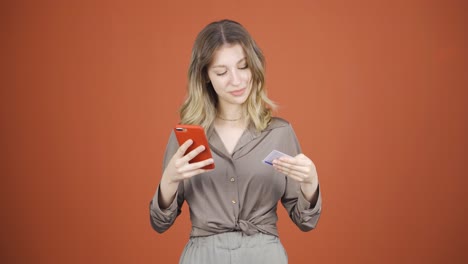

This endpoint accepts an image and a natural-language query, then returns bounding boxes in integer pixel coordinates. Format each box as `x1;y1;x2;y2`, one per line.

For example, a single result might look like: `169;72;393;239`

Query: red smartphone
174;124;215;170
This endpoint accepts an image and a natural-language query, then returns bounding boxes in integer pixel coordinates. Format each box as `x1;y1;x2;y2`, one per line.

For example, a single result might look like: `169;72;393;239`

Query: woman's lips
229;88;246;96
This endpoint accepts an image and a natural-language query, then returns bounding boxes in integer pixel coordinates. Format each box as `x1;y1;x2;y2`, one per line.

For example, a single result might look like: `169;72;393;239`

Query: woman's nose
230;70;241;86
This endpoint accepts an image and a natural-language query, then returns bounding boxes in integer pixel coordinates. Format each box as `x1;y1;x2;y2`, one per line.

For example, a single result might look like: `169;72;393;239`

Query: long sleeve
280;124;322;231
149;131;185;233
282;180;322;231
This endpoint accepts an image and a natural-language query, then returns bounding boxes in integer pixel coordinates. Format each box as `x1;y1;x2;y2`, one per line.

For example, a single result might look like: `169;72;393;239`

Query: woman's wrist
158;177;180;209
300;182;319;203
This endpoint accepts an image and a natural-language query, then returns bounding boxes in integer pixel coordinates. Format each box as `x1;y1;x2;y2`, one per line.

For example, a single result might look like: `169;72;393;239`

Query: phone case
174;124;215;169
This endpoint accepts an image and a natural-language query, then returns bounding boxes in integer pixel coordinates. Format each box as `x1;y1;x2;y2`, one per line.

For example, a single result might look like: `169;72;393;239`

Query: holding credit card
263;150;293;165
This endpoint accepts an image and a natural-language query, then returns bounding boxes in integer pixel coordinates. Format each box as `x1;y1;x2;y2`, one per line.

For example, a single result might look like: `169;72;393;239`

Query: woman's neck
215;104;247;127
217;104;245;121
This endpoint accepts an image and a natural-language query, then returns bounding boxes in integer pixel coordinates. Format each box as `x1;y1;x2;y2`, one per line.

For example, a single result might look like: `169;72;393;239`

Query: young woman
150;19;322;264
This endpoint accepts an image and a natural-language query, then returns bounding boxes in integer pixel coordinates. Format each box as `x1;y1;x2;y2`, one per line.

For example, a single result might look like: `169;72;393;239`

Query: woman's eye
216;72;227;76
239;64;248;69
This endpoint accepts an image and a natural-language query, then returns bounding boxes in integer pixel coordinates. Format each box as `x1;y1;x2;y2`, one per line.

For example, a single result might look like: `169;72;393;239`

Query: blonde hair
179;19;276;131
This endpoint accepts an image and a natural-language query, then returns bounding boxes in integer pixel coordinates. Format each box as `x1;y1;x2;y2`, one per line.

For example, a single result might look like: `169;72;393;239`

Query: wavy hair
179;19;276;131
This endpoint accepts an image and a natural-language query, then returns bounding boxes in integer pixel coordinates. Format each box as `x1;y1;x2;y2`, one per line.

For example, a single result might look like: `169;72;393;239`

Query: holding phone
174;125;215;170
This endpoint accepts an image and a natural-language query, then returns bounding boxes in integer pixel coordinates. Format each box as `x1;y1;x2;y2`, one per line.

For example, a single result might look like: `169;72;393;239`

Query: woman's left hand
272;153;317;184
272;153;319;202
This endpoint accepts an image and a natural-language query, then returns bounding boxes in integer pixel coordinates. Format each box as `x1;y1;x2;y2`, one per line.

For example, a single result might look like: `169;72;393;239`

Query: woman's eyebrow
211;57;246;68
211;65;227;69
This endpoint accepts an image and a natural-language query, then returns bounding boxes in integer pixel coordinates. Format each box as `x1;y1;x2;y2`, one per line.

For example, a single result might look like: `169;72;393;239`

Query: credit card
262;150;293;165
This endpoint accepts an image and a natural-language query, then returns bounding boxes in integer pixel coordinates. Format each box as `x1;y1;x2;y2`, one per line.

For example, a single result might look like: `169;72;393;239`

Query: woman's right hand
158;139;214;209
162;139;214;185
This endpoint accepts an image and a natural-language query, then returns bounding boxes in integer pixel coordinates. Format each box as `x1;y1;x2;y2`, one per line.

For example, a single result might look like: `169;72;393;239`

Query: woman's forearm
158;178;180;209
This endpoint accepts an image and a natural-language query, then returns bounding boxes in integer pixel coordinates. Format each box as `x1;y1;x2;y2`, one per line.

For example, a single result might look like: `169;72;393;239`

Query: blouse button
232;200;236;204
230;177;235;182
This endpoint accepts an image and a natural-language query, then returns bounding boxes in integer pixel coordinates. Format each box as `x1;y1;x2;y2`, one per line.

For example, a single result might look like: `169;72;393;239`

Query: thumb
296;153;307;159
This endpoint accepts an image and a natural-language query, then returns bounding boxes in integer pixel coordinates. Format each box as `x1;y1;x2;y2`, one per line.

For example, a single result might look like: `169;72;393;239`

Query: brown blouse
150;117;322;237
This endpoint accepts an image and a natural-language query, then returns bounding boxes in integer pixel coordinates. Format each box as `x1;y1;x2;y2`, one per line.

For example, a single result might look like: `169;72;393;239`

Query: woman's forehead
210;44;246;67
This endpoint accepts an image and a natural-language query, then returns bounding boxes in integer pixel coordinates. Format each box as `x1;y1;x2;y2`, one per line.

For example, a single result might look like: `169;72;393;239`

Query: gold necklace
217;115;242;121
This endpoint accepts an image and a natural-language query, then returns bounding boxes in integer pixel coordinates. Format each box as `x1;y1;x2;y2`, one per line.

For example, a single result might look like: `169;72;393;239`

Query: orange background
2;0;467;263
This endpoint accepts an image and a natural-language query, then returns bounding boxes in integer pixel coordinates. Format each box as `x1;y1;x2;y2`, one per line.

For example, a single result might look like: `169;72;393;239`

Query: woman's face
207;43;252;108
